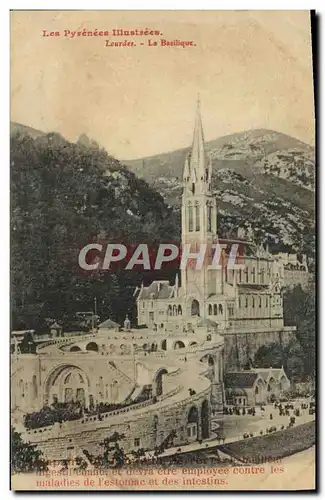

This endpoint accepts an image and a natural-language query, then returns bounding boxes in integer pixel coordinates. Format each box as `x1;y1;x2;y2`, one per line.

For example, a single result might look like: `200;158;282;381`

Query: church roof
137;281;174;300
98;318;120;329
251;367;285;381
50;321;62;329
224;372;259;389
196;318;218;328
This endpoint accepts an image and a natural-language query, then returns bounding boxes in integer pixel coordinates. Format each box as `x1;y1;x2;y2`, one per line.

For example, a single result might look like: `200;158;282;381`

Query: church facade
136;99;296;370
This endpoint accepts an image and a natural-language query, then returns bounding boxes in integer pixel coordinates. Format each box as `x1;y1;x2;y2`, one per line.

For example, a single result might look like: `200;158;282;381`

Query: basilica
136;98;296;369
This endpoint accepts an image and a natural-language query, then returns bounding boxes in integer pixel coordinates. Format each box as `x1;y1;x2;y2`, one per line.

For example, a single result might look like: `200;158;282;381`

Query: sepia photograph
10;10;316;491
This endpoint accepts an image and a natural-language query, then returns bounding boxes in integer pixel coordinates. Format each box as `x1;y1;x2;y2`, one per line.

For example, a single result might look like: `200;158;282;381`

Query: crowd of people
223;406;256;416
24;388;154;430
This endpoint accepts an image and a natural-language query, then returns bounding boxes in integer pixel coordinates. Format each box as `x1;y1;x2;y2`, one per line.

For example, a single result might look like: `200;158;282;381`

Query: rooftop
137;280;174;300
224;371;259;389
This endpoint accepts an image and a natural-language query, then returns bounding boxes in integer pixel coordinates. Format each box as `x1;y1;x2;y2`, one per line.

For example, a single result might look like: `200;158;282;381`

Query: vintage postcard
10;10;316;491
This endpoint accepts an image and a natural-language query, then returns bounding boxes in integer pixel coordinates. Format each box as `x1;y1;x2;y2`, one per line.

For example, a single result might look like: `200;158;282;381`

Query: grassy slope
218;421;315;463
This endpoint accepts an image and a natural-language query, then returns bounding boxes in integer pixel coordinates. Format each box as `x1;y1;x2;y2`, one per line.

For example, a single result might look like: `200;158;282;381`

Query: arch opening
174;340;185;349
154;368;168;397
86;342;98;352
191;300;200;316
201;399;210;439
43;364;90;407
70;346;81;352
187;405;199;442
254;379;265;404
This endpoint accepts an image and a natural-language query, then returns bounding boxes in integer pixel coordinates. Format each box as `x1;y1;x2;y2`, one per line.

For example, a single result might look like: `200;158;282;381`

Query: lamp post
132;336;137;387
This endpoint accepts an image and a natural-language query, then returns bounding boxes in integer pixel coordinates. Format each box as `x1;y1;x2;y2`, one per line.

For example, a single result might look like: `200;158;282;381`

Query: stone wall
222;328;295;370
22;386;211;461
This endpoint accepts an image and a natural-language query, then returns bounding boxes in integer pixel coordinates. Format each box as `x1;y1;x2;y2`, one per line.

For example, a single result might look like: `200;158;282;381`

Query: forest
11;132;179;330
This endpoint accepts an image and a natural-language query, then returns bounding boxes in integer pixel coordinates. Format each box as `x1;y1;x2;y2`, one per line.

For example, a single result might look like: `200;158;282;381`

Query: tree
11;427;48;473
253;284;316;381
82;431;126;468
254;343;284;369
283;284;316;379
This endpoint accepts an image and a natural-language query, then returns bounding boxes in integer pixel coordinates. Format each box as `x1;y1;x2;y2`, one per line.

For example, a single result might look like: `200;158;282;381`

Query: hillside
125;129;315;257
10;122;45;139
10;131;178;328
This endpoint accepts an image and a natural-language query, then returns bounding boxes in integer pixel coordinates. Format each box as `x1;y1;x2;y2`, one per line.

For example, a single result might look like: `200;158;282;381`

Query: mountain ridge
10;122;315;258
124;128;315;258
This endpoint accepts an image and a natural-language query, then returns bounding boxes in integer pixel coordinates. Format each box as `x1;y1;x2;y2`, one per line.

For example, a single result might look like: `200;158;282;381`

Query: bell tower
181;97;218;306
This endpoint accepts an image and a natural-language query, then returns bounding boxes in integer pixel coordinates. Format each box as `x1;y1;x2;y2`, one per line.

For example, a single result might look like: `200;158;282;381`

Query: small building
50;321;63;338
225;366;290;406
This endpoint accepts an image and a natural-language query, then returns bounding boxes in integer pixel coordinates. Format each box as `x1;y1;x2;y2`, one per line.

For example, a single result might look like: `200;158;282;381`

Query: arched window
167;305;172;316
245;297;248;308
195;203;200;231
207;204;212;232
173;305;177;316
191;300;200;316
252;297;255;308
214;304;218;315
177;305;182;316
208;304;212;315
32;375;37;399
252;268;256;283
188;203;193;232
218;304;223;314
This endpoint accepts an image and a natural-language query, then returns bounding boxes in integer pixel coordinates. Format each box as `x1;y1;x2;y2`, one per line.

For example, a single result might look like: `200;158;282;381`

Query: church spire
190;94;206;178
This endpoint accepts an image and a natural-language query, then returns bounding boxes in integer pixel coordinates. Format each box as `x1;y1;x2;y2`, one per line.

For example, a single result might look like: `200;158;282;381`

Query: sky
11;10;315;159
